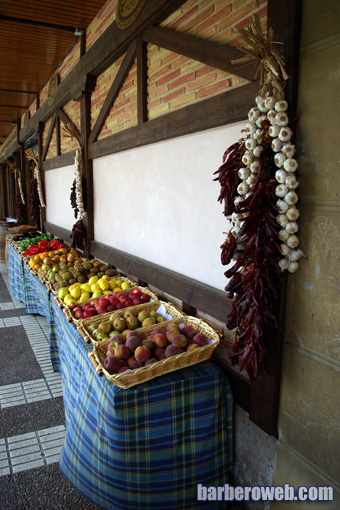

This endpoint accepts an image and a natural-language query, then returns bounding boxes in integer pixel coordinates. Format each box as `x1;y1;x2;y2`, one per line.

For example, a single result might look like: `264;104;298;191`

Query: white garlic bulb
275;169;288;183
284;191;298;205
246;174;257;186
242;152;254;166
234;196;243;207
278;229;290;241
288;248;305;262
278;258;289;271
275;112;289;127
256;115;267;128
285;222;298;234
282;143;295;158
288;261;299;273
253;145;263;158
257;99;268;113
283;158;298;173
237;182;249;195
245;122;256;135
275;100;288;112
265;96;276;110
250;161;260;174
286;235;299;249
285;175;299;189
245;137;257;151
276;199;289;213
286;206;300;221
255;96;263;104
274;152;287;168
268;125;280;138
248;107;260;121
238;167;250;180
277;214;289;227
278;126;293;142
272;138;282;152
267;110;277;124
275;184;288;198
280;243;290;256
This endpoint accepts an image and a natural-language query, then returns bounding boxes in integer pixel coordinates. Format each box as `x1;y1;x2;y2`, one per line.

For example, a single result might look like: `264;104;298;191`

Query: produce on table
40;256;118;293
103;323;208;374
81;308;167;341
66;286;151;318
19;234;53;253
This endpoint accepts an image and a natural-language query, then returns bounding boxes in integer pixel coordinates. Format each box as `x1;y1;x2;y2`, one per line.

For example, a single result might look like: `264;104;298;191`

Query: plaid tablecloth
9;245;234;509
49;298;234;510
7;243;26;303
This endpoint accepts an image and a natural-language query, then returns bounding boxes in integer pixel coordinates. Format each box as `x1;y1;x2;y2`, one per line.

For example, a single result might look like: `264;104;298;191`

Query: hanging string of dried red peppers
214;15;304;380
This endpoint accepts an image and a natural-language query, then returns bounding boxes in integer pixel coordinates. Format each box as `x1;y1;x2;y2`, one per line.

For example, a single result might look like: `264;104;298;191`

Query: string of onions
73;148;84;218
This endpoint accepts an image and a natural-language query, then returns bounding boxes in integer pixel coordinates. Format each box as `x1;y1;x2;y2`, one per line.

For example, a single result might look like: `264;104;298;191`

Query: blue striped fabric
22;263;51;319
9;244;234;509
7;243;26;303
50;299;233;509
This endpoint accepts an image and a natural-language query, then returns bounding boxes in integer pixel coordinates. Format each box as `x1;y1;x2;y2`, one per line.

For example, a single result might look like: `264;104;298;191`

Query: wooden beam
137;36;148;124
41;113;57;162
89;80;259;159
57;108;81;144
89;41;137;145
143;26;256;82
41;150;76;172
80;91;93;258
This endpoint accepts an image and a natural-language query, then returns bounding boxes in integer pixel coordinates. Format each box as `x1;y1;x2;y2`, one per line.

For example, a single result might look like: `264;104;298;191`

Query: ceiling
0;0;108;143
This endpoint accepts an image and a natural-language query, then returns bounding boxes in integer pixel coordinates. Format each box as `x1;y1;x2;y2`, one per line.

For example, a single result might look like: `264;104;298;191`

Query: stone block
284;208;340;362
272;442;339;509
278;345;340;482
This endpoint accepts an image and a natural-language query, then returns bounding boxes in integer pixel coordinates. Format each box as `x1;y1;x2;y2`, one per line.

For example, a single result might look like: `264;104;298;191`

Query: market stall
7;237;233;509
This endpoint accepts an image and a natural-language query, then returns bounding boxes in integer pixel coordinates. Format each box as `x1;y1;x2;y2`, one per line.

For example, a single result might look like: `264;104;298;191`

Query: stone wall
272;1;340;508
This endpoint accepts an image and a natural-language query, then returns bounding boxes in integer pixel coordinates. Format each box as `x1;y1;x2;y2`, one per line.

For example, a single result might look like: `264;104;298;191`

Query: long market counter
7;241;233;510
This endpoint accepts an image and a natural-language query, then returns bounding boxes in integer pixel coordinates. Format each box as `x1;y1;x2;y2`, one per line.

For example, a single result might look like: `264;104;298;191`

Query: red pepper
57;242;66;249
38;239;49;247
48;239;60;250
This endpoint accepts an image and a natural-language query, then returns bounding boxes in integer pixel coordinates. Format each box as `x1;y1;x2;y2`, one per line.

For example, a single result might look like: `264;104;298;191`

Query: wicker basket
77;300;185;344
88;316;220;389
61;285;158;323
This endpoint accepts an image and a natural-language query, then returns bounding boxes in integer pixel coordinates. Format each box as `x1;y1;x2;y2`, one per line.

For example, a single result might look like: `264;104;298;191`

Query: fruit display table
7;241;234;509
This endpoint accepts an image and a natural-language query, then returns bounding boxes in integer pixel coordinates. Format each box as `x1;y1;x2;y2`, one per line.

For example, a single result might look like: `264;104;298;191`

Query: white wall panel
93;122;245;290
44;164;75;231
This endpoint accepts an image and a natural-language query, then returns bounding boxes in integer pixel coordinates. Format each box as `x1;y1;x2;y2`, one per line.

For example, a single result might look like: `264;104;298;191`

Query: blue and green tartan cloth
9;244;234;509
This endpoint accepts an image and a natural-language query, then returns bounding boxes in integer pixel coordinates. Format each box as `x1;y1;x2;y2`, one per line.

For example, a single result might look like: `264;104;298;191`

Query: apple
132;298;141;305
104;355;122;374
98;298;109;308
140;293;150;303
96;306;107;315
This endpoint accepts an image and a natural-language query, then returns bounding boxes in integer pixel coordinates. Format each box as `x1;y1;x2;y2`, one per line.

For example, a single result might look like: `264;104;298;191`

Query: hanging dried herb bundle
15;185;25;225
30;178;40;225
71;219;85;251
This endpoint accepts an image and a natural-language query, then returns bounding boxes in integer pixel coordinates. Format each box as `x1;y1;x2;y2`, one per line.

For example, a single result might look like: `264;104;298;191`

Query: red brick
169;7;198;30
185;72;216;93
169;71;196;90
198;5;232;33
162;87;185;103
149;64;171;82
198;78;231;98
184;6;214;32
157;69;180;86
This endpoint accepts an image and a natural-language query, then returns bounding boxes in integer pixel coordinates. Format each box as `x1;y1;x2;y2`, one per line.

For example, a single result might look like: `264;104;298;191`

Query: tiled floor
0;262;103;509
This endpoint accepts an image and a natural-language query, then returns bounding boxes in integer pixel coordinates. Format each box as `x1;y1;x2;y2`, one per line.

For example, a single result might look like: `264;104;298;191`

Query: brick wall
35;0;267;157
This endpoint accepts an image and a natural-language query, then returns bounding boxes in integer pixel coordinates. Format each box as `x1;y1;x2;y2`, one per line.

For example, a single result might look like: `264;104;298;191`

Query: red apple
140;293;150;303
132;298;141;305
98;298;109;308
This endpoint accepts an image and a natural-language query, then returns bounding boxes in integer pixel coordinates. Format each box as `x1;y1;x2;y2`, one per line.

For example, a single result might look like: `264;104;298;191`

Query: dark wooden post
37;123;46;232
78;77;96;258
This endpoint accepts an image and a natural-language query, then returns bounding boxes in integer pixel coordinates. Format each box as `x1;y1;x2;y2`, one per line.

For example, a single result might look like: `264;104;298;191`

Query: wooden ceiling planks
0;0;107;139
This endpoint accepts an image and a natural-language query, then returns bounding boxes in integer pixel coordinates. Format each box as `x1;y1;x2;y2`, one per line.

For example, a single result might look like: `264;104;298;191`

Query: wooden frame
10;0;301;435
